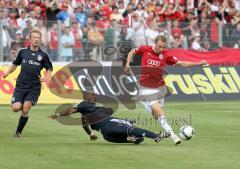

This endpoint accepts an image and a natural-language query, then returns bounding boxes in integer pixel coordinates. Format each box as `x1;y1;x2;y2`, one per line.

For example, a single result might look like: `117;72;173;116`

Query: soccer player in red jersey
124;35;207;145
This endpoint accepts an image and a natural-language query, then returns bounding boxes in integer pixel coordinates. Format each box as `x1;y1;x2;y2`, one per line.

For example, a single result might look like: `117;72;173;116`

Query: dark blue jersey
13;47;53;88
75;101;104;115
74;101;113;130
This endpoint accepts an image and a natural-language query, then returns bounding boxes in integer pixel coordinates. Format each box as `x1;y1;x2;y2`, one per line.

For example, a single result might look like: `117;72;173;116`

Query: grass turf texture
0;101;240;169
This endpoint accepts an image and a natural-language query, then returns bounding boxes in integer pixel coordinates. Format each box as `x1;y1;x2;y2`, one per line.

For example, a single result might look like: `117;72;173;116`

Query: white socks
158;116;177;139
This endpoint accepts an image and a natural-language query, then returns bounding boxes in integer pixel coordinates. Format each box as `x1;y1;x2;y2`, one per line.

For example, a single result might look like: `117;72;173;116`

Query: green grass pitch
0;101;240;169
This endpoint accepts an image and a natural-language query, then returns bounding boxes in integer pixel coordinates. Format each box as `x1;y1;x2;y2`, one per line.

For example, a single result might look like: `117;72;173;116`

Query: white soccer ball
179;125;195;140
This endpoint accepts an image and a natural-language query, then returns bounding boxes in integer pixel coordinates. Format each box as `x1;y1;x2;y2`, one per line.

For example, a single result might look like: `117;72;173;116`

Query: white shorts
136;85;168;113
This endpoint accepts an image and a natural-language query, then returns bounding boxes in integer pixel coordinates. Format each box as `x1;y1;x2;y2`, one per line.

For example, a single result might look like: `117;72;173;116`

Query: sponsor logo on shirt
159;54;163;60
147;59;160;66
23;59;40;66
37;55;42;61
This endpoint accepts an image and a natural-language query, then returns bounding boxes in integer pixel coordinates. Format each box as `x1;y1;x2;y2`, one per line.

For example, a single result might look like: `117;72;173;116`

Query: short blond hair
155;35;167;43
29;29;42;38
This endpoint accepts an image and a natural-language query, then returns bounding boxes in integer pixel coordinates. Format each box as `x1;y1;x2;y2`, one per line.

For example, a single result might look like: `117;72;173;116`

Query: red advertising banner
167;49;240;66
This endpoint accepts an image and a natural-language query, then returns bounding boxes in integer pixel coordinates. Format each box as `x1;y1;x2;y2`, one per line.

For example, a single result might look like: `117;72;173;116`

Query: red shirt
210;20;218;43
96;19;111;30
72;29;82;48
134;46;178;88
49;30;58;49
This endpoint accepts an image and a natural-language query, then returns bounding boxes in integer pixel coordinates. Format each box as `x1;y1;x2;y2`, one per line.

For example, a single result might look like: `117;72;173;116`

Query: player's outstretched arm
3;64;17;78
124;49;135;73
48;107;77;120
176;60;208;67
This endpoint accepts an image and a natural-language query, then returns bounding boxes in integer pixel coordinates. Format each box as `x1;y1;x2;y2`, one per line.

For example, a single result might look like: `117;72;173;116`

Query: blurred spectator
60;26;75;61
60;0;74;15
146;1;155;13
186;0;194;11
33;6;45;21
17;0;28;14
134;3;146;19
171;20;185;48
71;21;84;61
22;19;33;47
118;1;125;15
103;20;116;49
234;38;240;48
185;16;200;45
176;3;188;22
2;23;12;61
155;3;167;22
230;22;240;46
202;0;220;15
202;38;211;51
164;1;179;21
87;22;104;61
9;31;24;61
122;3;134;18
6;19;19;40
8;9;18;23
12;31;24;49
82;0;93;16
172;20;184;38
9;0;20;18
56;3;70;26
92;7;102;21
96;14;112;34
172;32;185;48
100;0;112;19
110;6;123;22
181;11;195;36
28;11;38;27
209;16;221;49
191;32;204;51
145;19;161;46
131;12;146;47
29;0;47;19
82;26;90;59
0;8;6;21
199;12;210;40
145;11;155;27
130;0;139;8
17;10;27;32
75;5;87;27
45;0;60;28
0;0;6;9
35;19;48;50
47;23;58;61
9;46;18;61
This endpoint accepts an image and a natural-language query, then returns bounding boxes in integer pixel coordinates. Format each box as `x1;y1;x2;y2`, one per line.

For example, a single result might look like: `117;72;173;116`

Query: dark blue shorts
11;88;40;106
100;118;133;143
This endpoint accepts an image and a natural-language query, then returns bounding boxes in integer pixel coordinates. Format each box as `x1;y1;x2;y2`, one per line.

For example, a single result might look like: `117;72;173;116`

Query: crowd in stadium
1;0;240;61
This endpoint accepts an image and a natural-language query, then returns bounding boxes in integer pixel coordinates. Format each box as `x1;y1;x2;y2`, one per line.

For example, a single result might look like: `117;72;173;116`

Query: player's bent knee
12;107;20;112
11;103;22;112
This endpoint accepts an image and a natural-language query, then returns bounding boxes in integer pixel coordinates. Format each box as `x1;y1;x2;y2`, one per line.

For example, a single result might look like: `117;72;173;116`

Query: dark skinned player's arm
48;107;78;119
82;117;92;136
81;115;98;141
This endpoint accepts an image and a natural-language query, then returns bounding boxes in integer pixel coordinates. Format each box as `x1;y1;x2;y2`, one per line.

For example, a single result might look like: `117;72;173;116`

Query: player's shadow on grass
45;142;174;147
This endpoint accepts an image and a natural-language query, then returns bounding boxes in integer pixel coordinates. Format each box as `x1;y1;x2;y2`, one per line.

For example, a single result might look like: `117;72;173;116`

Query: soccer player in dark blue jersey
3;30;53;137
49;92;170;144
